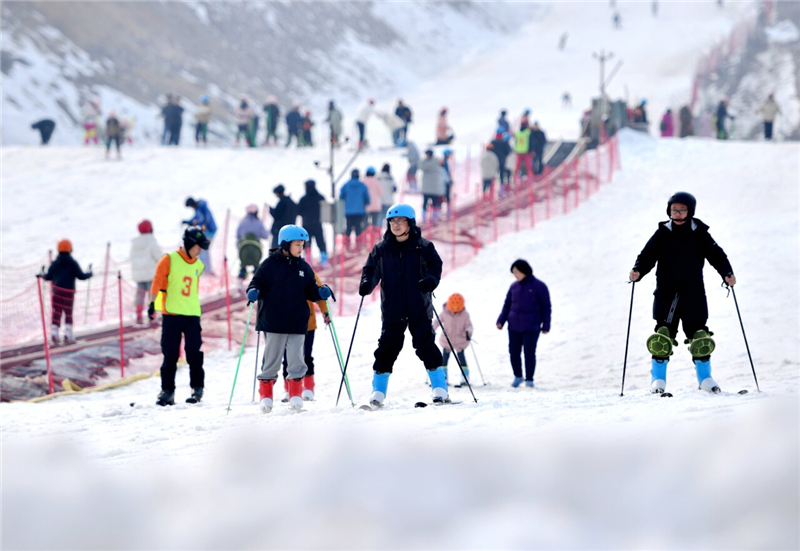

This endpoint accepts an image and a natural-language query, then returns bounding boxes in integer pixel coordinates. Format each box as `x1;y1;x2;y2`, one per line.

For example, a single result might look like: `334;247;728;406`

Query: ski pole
251;330;261;402
84;263;93;322
620;281;636;397
731;287;760;392
468;340;487;385
336;296;364;407
226;301;255;414
433;304;478;403
326;302;355;407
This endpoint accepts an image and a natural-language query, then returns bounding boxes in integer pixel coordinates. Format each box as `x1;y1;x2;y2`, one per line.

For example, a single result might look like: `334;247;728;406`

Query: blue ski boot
428;367;449;403
694;358;721;394
511;377;524;388
650;358;668;394
370;372;390;407
455;368;470;388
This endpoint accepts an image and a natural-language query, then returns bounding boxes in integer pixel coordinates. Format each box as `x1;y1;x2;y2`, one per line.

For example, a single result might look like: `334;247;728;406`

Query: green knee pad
647;326;678;358
685;329;715;358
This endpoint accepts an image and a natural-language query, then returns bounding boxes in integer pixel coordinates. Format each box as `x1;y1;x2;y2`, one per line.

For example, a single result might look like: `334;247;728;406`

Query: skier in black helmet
629;192;736;395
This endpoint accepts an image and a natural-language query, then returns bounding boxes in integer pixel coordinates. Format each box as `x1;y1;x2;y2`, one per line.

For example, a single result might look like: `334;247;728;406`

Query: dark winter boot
647;326;677;358
186;387;203;404
156;390;175;407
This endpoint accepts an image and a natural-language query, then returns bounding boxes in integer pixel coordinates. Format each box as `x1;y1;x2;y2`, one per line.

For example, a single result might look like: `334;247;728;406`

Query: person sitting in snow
629;192;736;395
433;293;474;387
246;225;333;413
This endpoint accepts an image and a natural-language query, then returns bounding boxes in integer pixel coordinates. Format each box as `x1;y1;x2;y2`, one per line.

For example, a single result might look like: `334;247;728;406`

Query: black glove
147;301;156;321
359;267;374;297
418;276;438;293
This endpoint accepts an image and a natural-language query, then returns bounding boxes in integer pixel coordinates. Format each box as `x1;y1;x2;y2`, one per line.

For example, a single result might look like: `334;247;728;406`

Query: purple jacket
497;275;551;333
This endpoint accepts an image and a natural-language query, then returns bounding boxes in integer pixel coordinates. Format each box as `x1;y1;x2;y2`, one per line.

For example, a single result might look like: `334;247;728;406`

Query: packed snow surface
2;131;798;549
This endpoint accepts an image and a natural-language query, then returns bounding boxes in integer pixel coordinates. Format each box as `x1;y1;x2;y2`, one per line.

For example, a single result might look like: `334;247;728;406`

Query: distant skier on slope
629;192;736;395
41;239;93;345
358;204;447;408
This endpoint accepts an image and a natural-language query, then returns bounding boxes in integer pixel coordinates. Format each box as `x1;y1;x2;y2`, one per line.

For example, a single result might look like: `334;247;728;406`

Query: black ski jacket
248;250;324;334
297;187;326;226
360;226;443;323
633;218;733;314
43;253;92;290
270;196;297;235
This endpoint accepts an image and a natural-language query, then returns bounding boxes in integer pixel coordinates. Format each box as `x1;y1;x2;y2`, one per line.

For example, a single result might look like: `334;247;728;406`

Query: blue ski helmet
443;149;453;156
366;166;376;176
385;204;415;221
200;95;209;104
278;224;309;245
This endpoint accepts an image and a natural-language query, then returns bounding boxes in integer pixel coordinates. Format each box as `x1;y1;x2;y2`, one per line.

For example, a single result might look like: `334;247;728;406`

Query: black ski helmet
667;192;696;218
183;226;210;253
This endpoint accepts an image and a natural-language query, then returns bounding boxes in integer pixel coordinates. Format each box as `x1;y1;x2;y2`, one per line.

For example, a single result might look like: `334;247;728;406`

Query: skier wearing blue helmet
246;223;332;413
358;203;448;408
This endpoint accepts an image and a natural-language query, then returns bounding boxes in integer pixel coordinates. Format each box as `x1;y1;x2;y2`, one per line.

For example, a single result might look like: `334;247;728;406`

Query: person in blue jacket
246;225;332;413
184;197;217;273
496;259;551;388
339;168;370;250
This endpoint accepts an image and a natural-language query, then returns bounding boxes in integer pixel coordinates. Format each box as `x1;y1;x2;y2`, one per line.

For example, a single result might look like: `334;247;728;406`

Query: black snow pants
373;319;443;373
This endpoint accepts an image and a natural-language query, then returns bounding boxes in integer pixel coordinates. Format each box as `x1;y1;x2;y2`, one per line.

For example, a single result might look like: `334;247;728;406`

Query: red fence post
514;181;520;233
99;241;111;321
36;276;55;394
492;184;498;243
117;271;125;378
224;256;232;351
529;178;535;228
573;157;579;210
545;165;551;220
338;235;345;318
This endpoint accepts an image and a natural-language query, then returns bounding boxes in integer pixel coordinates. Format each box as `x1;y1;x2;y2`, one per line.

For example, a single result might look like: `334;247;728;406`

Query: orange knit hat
447;293;464;313
57;239;72;253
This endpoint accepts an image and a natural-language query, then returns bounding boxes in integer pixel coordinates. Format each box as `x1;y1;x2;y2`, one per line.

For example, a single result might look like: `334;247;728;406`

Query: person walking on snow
263;95;281;146
715;98;734;140
419;149;445;223
355;98;375;149
130;220;163;324
105;111;123;159
235;96;255;146
358;204;447;407
82;96;101;145
269;185;298;249
660;109;674;137
148;226;210;406
530;121;547;175
480;143;500;194
326;100;343;147
195;95;211;146
514;122;534;184
339;169;371;250
435;107;454;145
363;166;384;229
377;164;397;219
285;103;303;148
184;197;217;273
491;129;512;189
236;204;270;291
404;141;420;193
246;225;333;413
759;93;781;141
41;239;93;345
629;192;736;395
433;293;474;387
394;99;412;145
496;259;551;388
297;179;329;264
497;110;511;135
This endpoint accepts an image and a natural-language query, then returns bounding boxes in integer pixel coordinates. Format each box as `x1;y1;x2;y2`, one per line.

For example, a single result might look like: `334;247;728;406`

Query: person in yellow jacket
147;226;210;406
280;272;331;402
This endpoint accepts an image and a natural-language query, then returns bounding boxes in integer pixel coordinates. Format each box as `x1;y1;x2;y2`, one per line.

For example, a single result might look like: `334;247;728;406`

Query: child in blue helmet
630;192;736;395
358;204;447;407
246;224;332;412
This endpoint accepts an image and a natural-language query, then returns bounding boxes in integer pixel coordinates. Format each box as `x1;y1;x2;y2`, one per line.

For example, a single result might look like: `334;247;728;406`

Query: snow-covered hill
1;1;539;146
2;131;798;550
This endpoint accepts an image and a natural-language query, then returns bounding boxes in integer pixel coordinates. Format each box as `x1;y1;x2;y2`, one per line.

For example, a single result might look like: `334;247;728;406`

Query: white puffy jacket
130;234;164;283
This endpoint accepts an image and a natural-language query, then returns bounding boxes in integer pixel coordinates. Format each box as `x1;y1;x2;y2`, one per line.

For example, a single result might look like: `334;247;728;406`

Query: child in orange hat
42;239;93;344
433;293;473;387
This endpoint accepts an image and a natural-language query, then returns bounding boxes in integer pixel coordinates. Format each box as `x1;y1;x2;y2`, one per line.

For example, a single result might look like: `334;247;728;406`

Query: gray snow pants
257;332;306;381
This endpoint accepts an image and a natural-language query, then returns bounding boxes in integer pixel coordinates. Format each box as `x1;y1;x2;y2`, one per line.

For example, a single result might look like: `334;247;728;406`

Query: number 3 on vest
182;276;192;296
